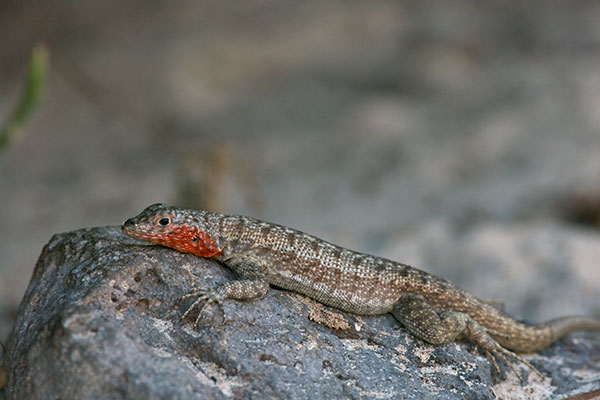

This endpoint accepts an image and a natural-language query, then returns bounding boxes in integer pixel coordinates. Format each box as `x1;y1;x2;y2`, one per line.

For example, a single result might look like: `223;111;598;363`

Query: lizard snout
121;218;137;234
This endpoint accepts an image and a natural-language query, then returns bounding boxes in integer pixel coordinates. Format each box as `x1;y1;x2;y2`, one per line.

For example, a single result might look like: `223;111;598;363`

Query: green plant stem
0;44;49;154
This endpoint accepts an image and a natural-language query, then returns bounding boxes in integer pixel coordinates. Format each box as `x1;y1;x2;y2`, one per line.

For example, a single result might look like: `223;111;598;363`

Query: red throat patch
158;225;223;258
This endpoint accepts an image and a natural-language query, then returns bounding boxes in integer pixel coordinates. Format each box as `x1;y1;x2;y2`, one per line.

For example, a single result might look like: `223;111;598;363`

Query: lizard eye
158;217;171;227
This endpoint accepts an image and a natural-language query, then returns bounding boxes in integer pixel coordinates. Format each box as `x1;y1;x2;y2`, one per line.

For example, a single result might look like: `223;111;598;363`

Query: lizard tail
546;316;600;344
497;316;600;352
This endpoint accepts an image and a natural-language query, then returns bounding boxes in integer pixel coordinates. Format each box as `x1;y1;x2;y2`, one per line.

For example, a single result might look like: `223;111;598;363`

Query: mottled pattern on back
214;213;423;314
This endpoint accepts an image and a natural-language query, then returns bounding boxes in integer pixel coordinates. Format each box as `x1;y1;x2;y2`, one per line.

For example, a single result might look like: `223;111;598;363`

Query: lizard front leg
181;256;270;326
391;294;540;381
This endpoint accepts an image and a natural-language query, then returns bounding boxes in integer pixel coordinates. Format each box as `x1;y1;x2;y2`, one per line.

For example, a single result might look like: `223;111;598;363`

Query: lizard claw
180;288;226;327
484;350;502;378
181;288;205;301
487;346;543;383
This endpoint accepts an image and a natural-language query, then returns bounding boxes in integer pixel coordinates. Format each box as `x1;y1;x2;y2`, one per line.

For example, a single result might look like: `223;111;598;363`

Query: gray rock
4;227;599;399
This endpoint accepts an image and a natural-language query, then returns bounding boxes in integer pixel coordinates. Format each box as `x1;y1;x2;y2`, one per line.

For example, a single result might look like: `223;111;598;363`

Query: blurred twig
0;44;49;154
178;141;263;213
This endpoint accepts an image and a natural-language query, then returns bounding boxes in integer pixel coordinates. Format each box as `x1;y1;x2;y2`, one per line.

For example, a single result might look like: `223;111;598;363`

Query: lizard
122;203;600;380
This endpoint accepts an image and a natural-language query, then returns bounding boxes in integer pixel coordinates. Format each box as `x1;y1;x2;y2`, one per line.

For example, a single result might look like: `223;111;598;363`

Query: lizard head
122;203;223;258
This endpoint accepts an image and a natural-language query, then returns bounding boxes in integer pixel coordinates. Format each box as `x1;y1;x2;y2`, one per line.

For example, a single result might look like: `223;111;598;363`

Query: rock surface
4;227;600;399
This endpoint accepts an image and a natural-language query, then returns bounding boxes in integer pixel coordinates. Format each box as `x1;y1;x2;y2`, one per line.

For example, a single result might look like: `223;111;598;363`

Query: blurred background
1;0;600;350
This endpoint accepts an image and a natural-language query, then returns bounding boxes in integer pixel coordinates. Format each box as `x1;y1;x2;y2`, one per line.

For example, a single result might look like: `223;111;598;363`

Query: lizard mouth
122;224;163;244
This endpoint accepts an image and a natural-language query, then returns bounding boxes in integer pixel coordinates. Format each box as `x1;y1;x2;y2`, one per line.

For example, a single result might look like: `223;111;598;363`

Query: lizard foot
179;279;270;328
483;328;544;382
485;344;543;383
180;287;227;326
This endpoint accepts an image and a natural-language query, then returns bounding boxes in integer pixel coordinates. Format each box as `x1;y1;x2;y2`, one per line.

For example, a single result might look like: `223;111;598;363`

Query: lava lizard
122;203;600;379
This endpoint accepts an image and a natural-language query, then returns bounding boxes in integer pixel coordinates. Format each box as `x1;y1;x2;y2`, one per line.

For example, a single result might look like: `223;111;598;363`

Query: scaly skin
122;203;600;380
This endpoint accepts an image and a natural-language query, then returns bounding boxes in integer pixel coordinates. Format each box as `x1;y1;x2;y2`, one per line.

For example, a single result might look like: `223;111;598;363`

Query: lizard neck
162;224;223;258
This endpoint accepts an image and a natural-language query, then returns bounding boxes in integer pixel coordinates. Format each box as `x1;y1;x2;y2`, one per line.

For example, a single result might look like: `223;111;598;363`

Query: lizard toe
181;288;206;301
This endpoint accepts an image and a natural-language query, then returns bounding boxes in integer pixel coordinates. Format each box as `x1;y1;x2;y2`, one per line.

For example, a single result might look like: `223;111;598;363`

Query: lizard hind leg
392;294;470;346
392;294;542;382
